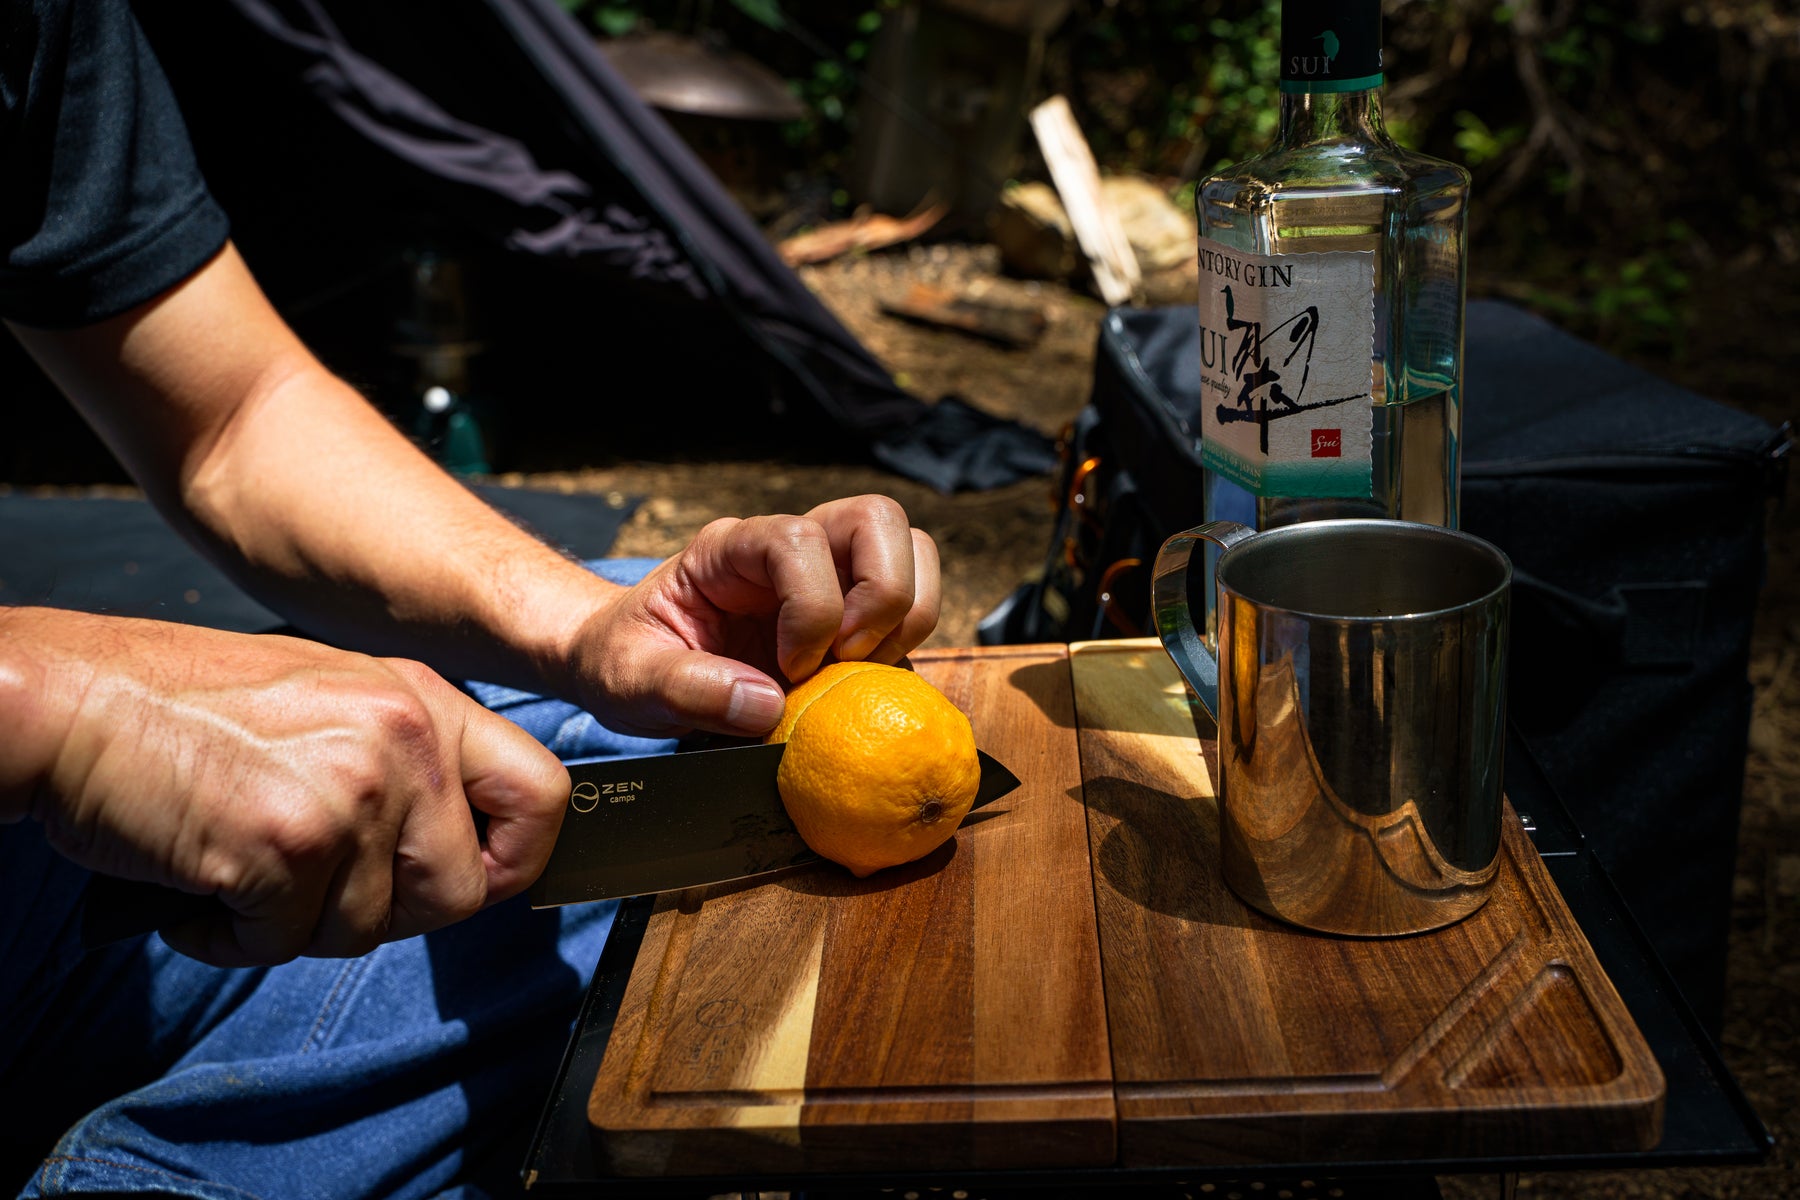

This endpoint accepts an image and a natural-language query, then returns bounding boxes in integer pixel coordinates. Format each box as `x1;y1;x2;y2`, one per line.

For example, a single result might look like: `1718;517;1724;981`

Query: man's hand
563;495;942;737
0;608;569;967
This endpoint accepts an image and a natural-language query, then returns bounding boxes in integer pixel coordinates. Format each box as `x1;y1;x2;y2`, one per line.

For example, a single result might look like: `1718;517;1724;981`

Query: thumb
636;648;788;737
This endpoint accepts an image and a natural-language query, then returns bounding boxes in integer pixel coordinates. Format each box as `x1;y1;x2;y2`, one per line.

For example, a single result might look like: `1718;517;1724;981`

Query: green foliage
1384;112;1424;150
1056;0;1793;360
1053;0;1282;176
550;0;1792;357
1450;111;1523;167
592;5;639;36
1518;243;1694;357
1191;4;1284;161
1171;180;1197;219
727;0;786;32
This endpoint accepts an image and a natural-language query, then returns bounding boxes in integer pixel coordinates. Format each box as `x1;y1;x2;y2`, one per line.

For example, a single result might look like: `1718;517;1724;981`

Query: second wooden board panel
1069;638;1664;1166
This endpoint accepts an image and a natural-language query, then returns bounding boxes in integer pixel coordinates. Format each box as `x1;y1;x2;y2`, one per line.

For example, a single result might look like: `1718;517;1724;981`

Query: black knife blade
527;742;802;907
526;744;1022;906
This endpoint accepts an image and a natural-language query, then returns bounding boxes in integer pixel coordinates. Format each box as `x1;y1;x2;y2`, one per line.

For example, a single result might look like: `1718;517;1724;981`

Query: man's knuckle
373;684;436;736
263;806;344;863
315;745;390;818
687;517;745;559
861;494;908;525
766;514;823;548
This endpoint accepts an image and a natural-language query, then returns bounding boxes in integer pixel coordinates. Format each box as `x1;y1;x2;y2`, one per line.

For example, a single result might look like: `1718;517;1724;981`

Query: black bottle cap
1280;0;1383;93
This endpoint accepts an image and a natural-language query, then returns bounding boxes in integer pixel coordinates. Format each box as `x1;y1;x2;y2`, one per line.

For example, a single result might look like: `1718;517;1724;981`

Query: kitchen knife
527;742;1022;907
77;743;1022;948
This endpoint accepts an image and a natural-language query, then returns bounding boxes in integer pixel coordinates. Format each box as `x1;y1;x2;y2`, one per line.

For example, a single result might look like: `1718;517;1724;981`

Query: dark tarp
0;485;640;633
115;0;1056;493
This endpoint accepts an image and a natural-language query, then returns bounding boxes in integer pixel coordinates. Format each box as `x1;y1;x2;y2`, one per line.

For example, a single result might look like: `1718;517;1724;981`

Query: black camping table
520;723;1770;1198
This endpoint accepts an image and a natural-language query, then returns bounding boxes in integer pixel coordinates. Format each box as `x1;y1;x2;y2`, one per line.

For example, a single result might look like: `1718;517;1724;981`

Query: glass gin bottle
1195;0;1470;555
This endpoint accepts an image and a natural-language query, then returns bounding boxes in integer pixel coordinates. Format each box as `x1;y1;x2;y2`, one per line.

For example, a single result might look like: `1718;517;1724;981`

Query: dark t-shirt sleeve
0;0;229;328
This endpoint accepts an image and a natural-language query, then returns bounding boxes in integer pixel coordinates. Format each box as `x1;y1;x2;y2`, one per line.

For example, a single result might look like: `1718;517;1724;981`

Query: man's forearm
9;244;622;699
177;356;621;692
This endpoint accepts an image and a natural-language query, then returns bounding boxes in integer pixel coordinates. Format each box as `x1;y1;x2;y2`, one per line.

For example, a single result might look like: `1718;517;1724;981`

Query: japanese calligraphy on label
1196;239;1375;498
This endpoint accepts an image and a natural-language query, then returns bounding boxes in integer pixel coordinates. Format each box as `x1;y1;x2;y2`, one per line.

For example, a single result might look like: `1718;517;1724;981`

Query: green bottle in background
397;246;491;477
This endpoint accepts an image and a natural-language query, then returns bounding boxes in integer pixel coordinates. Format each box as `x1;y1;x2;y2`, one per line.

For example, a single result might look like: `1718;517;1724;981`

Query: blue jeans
0;560;676;1199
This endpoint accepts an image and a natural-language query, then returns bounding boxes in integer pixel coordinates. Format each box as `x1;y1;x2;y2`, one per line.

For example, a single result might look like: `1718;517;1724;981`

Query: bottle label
1280;0;1382;93
1196;238;1375;499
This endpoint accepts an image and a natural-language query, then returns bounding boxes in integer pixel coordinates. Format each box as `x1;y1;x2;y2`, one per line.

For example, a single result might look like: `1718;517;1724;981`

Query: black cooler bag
982;299;1788;1032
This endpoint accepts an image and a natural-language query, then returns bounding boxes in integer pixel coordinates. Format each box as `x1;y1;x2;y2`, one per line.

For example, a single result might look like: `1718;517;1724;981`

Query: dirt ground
495;244;1107;651
503;243;1798;1199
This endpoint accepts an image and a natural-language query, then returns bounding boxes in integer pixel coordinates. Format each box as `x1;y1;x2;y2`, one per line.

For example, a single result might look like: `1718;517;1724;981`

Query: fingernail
840;629;882;661
727;678;786;731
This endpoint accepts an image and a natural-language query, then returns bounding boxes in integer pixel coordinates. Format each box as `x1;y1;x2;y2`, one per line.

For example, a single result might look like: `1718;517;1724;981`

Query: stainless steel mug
1152;519;1513;936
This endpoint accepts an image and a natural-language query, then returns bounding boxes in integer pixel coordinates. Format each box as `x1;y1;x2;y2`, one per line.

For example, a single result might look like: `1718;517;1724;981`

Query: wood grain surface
584;640;1665;1177
586;645;1115;1175
1069;638;1666;1165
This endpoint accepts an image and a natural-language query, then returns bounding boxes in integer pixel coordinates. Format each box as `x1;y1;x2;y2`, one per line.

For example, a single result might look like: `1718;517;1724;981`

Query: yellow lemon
765;662;980;878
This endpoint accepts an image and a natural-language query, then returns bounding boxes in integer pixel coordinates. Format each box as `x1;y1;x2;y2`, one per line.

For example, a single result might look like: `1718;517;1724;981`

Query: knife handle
80;876;223;950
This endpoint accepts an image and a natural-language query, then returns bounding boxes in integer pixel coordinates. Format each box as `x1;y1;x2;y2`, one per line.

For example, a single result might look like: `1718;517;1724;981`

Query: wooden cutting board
1070;638;1665;1165
585;645;1115;1175
586;641;1664;1175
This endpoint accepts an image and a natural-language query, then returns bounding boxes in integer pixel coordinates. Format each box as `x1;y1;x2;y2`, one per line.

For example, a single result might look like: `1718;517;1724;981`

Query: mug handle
1151;521;1255;720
